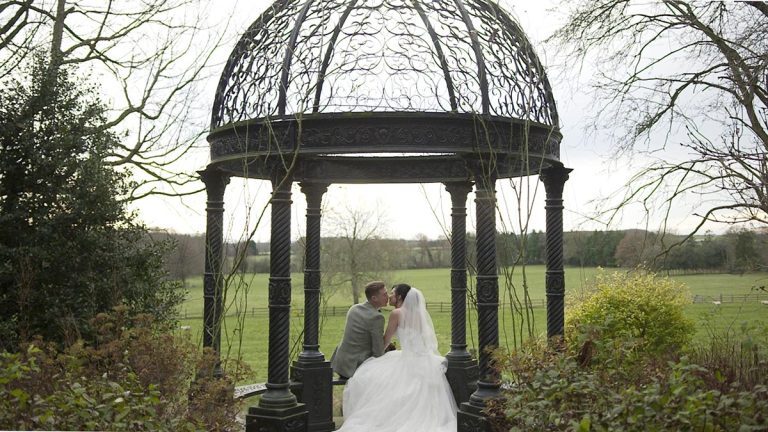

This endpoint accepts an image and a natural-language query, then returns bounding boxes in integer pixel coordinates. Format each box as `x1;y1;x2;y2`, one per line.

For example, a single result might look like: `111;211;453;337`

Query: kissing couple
331;281;457;431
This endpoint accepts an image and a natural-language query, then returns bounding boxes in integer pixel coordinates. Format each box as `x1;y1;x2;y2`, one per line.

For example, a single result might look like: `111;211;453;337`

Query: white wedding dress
337;288;457;432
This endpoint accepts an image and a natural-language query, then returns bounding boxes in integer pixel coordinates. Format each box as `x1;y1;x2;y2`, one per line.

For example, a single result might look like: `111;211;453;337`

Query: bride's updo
393;283;411;304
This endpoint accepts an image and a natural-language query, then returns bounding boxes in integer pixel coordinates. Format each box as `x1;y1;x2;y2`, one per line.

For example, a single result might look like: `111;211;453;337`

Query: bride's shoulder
390;308;403;318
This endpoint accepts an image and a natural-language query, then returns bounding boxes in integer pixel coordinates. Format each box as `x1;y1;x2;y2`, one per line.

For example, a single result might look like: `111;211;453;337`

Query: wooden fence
181;300;550;320
181;294;768;320
692;293;768;304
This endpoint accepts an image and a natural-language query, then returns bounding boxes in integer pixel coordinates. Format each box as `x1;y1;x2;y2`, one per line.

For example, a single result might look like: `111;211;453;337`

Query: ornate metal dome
207;0;562;183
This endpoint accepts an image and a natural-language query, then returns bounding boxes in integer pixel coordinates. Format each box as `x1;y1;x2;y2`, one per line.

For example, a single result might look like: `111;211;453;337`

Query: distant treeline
152;228;768;281
548;229;765;273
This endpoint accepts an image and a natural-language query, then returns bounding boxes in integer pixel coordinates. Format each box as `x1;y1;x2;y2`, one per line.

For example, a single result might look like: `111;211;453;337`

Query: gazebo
199;1;571;431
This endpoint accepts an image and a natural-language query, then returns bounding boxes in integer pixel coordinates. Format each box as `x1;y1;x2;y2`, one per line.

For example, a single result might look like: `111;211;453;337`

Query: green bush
0;308;247;431
0;346;177;431
566;269;695;355
491;338;768;431
0;59;184;350
688;314;768;392
490;287;768;432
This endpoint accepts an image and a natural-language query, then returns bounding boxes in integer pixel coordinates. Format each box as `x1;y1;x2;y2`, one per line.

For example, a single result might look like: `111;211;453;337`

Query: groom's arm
369;313;385;357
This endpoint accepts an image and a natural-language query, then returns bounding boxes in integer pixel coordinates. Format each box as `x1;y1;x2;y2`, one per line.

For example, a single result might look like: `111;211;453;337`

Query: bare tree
414;233;435;268
322;205;393;305
0;0;231;199
153;231;205;286
551;1;768;244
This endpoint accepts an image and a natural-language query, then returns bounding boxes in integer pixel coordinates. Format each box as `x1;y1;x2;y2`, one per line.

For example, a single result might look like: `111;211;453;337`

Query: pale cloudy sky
131;0;712;242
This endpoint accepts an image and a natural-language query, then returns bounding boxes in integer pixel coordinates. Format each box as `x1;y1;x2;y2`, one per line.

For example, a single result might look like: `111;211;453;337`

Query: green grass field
178;266;768;381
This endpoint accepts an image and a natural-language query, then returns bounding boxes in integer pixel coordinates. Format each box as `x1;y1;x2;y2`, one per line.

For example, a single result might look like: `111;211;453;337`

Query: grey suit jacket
330;301;385;378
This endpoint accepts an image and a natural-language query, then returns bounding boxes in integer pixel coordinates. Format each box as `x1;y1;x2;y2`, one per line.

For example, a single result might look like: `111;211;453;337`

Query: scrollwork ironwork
212;0;558;128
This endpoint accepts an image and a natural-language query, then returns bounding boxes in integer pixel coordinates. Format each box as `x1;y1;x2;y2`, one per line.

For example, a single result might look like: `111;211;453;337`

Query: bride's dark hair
393;283;411;303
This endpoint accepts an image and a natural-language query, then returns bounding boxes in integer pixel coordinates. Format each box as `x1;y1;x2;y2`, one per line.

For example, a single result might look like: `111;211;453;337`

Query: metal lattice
212;0;558;128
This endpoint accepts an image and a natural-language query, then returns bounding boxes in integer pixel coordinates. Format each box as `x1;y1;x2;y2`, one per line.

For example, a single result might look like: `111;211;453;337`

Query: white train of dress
337;288;457;432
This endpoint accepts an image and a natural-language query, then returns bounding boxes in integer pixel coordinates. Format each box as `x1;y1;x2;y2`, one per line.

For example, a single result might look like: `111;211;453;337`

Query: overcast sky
130;0;715;242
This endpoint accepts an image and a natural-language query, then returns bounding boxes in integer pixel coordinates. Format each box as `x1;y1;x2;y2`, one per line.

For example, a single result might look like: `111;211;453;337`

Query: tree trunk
351;275;360;304
46;0;66;88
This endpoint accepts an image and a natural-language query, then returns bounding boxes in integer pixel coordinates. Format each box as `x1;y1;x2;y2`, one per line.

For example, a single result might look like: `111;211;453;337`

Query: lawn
178;266;768;381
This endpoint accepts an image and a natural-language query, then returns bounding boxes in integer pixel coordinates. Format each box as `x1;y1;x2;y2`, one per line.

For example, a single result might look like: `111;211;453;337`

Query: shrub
490;287;768;432
688;313;768;392
0;308;247;431
0;59;184;351
566;269;695;355
491;338;768;431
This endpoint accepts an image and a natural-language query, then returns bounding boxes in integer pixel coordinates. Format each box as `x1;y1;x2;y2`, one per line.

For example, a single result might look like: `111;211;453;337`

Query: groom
330;281;390;379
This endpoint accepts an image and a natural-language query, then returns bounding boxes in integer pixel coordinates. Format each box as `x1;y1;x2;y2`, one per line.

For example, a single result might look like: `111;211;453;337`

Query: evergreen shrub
566;269;695;355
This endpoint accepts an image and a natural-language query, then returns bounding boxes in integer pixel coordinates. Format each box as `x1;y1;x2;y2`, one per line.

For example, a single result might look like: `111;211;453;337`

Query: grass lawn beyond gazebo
178;266;768;382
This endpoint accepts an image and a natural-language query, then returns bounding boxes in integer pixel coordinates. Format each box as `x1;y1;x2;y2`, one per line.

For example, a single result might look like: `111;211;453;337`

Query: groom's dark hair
364;281;386;300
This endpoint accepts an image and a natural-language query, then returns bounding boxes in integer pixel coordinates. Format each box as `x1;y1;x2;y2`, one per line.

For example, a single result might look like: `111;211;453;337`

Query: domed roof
211;0;558;129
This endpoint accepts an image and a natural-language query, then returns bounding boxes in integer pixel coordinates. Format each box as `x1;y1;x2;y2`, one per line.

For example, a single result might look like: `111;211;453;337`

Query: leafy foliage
490;319;768;431
566;270;695;354
688;313;768;393
0;307;246;431
0;59;183;350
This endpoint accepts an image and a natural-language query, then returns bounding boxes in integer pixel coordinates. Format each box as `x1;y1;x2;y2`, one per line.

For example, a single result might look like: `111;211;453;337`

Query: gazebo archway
200;1;572;431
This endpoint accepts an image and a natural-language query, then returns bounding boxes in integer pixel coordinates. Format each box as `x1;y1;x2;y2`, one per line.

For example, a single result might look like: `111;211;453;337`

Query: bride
337;284;457;432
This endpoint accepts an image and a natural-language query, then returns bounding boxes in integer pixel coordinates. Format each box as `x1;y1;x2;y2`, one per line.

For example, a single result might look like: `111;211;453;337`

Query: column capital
539;165;573;195
444;181;473;200
473;177;496;201
462;157;498;189
299;182;329;208
269;165;293;193
198;168;230;199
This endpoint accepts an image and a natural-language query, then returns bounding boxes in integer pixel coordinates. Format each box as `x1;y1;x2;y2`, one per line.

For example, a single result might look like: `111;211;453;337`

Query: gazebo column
443;181;478;406
540;166;572;341
291;183;333;432
458;173;500;432
246;169;308;432
199;168;229;375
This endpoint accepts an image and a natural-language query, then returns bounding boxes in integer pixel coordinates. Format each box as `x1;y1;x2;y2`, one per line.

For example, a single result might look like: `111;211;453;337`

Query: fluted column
540;166;572;341
291;182;334;432
200;168;229;373
299;183;328;361
247;168;307;432
262;169;296;407
446;181;473;360
458;169;500;432
444;181;478;406
468;173;500;406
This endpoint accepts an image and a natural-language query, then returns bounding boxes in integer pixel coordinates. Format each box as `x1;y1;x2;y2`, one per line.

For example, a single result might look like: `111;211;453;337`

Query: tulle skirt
337;350;457;432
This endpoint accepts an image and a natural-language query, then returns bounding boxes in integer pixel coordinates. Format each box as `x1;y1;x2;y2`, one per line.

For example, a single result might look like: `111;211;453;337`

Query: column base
291;359;334;432
445;356;479;405
457;401;493;432
246;403;308;432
